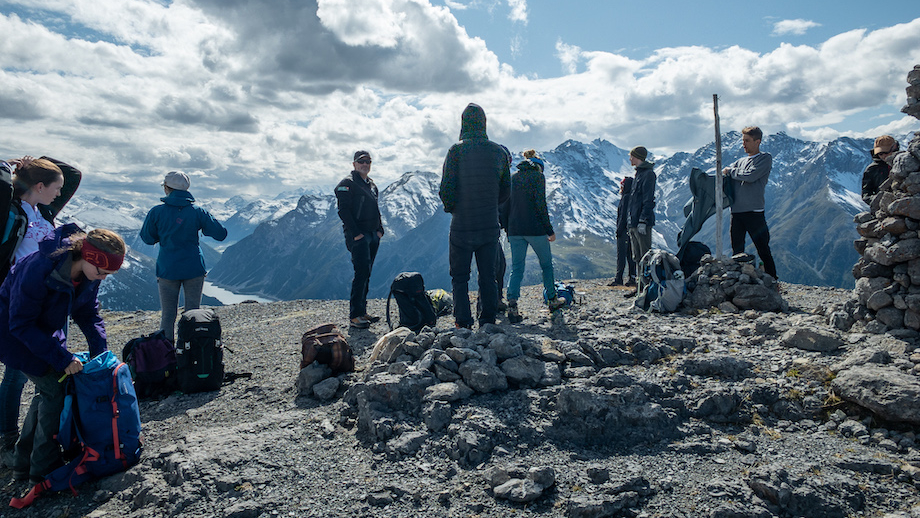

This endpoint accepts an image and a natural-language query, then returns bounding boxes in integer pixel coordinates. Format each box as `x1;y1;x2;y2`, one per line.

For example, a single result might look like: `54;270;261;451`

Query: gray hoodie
726;152;772;213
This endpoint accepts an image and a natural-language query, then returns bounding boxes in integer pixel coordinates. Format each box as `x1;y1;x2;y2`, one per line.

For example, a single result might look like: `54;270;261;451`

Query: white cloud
0;3;918;206
555;39;582;75
507;0;527;24
772;19;822;36
316;0;406;48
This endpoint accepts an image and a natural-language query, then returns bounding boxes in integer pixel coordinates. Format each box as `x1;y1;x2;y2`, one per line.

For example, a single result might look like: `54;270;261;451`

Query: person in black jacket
439;104;511;328
502;150;563;323
610;176;636;286
627;146;656;267
335;151;385;329
861;135;899;203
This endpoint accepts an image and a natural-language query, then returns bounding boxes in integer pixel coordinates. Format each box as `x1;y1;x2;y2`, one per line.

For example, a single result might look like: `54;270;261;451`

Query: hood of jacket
161;189;195;207
459;103;488;141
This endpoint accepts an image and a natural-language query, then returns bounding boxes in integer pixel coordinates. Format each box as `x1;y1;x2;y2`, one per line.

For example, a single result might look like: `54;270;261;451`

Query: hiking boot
0;434;17;469
349;316;370;329
497;300;508;312
507;301;523;324
624;288;638;298
547;297;565;311
625;277;637;287
455;322;473;330
12;470;29;482
363;314;381;323
608;278;623;286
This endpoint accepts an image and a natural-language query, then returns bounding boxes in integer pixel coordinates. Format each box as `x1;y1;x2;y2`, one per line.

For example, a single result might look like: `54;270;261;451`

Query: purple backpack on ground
122;330;178;400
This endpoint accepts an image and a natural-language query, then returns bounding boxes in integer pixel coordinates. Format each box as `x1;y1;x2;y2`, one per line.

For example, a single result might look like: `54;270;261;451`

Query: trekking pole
713;94;724;260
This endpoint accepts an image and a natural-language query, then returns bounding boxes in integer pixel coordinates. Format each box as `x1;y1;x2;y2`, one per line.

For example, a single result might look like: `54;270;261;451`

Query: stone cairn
683;254;784;313
852;66;920;334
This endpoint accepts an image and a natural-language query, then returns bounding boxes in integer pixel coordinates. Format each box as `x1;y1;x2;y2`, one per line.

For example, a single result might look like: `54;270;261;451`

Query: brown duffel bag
300;323;355;373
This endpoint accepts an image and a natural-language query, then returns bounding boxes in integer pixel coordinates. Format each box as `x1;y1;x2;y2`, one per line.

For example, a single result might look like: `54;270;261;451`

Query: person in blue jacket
140;172;227;342
0;225;125;483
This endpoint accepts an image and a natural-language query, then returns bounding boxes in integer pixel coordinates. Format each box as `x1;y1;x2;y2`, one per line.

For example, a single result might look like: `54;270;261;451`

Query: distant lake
202;281;275;305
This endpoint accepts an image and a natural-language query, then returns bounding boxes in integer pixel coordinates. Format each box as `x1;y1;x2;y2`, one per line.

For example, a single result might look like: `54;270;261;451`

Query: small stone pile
853;67;920;334
903;64;920;119
683;254;785;312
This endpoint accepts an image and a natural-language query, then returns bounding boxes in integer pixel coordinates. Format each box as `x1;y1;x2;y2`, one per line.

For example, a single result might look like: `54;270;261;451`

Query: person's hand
548;233;556;242
377;231;383;238
64;359;83;376
9;155;35;170
637;223;647;235
353;233;364;241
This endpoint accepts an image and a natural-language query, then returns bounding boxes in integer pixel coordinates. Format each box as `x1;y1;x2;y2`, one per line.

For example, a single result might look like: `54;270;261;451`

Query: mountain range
58;131;886;311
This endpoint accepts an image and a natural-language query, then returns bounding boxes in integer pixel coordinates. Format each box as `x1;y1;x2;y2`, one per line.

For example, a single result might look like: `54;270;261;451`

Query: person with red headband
0;224;125;484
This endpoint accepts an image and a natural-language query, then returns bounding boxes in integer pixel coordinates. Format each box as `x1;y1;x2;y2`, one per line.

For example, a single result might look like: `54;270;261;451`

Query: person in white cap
140;171;227;342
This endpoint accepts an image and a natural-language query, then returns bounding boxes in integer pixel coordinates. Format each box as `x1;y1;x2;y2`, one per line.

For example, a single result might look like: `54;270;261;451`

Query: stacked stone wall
852;66;920;333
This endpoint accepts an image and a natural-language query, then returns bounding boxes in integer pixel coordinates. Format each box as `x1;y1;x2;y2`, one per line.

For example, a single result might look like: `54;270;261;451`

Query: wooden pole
713;94;724;259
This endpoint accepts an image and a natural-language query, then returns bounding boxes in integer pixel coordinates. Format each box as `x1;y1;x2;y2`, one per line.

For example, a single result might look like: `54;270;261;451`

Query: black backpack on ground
122;330;178;400
677;241;711;278
386;272;438;332
176;309;225;393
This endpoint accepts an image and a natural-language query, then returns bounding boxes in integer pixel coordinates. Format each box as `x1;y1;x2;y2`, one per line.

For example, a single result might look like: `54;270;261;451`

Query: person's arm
72;284;108;357
533;172;554;236
198;208;228;241
639;173;656;225
439;147;459;213
8;261;77;372
498;155;511;206
139;207;160;245
39;157;82;221
335;179;360;238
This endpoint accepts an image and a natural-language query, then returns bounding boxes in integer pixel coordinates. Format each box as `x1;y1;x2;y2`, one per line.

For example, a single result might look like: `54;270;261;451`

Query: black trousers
347;232;380;319
615;233;636;281
730;211;777;279
449;232;499;327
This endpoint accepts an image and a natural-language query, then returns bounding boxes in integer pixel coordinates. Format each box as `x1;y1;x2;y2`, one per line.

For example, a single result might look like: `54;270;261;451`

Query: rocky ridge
3;280;920;517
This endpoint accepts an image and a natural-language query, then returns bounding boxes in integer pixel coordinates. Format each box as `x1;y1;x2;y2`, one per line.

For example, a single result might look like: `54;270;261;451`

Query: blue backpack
10;351;143;508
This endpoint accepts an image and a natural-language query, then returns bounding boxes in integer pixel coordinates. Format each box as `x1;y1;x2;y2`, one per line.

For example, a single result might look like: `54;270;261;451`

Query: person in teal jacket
140;172;227;342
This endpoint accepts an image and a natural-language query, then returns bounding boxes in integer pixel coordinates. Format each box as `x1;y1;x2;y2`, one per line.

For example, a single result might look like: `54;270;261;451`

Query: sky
1;0;919;203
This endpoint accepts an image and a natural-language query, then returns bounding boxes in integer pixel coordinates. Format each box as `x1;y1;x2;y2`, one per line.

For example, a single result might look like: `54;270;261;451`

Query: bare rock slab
832;365;920;424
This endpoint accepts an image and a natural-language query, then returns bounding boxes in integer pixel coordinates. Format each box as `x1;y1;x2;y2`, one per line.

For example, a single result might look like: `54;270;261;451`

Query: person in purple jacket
0;224;125;483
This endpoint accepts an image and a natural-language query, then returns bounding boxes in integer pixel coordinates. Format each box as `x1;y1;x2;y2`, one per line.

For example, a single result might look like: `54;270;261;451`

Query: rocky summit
4;279;920;518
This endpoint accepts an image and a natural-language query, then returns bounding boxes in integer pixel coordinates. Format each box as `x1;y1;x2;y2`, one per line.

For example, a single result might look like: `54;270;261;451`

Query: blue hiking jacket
139;190;227;280
0;224;108;376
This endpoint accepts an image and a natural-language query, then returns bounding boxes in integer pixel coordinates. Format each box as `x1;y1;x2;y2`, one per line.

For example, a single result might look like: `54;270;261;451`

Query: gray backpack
635;249;685;313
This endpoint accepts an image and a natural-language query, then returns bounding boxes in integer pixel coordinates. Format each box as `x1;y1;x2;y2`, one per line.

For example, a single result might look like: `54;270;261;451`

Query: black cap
354;150;371;161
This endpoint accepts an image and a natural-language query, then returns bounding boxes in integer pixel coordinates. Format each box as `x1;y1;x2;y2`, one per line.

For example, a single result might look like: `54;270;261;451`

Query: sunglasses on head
356;159;372;164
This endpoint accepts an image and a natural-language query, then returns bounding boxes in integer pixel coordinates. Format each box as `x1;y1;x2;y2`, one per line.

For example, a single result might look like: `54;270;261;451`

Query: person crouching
0;225;125;484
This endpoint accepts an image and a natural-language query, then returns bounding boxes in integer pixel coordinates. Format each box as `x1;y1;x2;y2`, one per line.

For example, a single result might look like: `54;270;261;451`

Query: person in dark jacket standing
335;151;385;329
439;103;511;328
503;150;563;323
723;126;776;279
140;172;228;342
628;146;656;267
611;176;636;286
0;225;124;483
861;135;899;203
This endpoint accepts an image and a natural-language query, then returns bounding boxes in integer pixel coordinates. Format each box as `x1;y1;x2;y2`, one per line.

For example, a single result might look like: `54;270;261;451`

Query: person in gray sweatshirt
722;126;776;279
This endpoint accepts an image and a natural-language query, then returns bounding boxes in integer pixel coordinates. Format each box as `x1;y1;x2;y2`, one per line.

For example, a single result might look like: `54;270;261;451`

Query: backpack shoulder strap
386;289;394;331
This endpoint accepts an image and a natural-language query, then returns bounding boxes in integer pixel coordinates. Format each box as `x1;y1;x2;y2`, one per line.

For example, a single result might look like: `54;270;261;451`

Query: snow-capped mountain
207;131;888;302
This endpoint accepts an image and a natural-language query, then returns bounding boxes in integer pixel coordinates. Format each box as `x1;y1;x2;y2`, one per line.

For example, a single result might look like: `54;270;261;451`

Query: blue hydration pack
11;351;143;508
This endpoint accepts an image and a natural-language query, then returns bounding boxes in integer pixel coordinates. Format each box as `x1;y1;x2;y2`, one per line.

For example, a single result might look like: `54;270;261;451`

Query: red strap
9;480;49;509
111;364;125;461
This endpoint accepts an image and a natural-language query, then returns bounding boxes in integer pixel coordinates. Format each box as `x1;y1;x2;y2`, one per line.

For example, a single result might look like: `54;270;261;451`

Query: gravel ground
2;278;919;518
